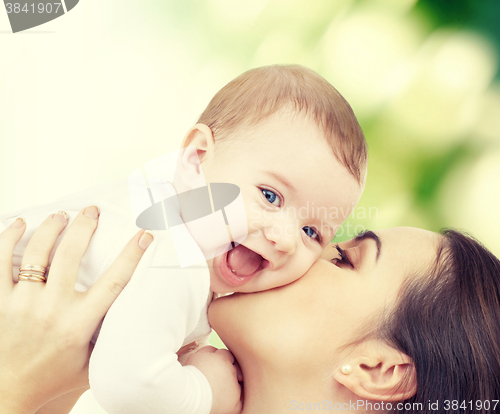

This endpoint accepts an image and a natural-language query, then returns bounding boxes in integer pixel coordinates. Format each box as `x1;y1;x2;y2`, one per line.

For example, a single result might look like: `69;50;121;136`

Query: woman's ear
181;124;215;165
333;341;417;402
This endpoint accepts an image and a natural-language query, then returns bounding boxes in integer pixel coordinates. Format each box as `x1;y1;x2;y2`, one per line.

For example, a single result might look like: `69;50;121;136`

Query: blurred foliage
417;0;500;80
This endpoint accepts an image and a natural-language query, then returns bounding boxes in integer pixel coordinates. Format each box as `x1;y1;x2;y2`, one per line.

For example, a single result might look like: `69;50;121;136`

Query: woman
208;227;500;413
1;220;499;413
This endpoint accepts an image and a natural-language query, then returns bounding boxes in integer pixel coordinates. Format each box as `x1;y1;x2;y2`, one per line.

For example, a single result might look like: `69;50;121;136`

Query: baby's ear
333;340;417;402
181;124;215;164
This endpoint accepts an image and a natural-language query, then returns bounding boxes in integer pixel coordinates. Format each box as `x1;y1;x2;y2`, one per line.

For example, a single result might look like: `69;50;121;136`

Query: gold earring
341;365;352;375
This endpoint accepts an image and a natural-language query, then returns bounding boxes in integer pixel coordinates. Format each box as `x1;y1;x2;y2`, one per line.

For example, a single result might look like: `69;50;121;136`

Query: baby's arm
89;265;213;414
187;347;243;414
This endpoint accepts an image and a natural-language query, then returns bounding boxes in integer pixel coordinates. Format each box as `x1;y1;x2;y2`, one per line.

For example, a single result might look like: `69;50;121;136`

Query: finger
0;218;27;291
234;359;243;382
17;212;68;291
84;229;153;319
47;206;99;291
235;398;243;414
194;346;218;355
21;212;68;270
215;348;235;364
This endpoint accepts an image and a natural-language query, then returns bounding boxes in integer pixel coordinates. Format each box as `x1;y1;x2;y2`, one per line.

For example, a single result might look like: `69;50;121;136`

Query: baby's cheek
286;250;320;284
303;250;323;273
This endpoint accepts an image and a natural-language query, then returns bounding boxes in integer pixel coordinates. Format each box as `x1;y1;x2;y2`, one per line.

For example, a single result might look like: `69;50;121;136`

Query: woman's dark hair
383;229;500;414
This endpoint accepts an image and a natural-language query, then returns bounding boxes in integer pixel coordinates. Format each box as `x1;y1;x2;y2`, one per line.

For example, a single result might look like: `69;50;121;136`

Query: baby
1;65;367;414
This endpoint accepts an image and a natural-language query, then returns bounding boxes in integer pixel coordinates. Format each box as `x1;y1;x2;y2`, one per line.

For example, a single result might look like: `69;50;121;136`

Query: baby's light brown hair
197;65;367;184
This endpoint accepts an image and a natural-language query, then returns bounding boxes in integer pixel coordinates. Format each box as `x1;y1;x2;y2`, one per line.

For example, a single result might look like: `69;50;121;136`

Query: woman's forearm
0;386;86;414
34;387;88;414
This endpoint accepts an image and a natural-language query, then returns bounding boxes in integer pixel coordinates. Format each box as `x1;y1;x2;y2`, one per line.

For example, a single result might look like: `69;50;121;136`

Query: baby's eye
261;189;282;207
303;226;321;242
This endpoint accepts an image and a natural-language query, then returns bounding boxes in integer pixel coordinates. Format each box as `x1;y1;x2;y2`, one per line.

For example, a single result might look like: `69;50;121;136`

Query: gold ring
19;264;47;275
18;272;47;283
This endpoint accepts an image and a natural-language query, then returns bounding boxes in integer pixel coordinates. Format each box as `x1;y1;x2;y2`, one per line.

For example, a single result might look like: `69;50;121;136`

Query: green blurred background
1;0;499;412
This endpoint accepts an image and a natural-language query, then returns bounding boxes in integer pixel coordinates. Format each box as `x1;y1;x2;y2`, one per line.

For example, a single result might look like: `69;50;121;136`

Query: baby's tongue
227;245;263;276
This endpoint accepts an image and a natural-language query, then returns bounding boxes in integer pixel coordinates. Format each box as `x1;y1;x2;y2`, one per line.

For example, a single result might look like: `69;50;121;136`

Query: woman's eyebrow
355;230;381;261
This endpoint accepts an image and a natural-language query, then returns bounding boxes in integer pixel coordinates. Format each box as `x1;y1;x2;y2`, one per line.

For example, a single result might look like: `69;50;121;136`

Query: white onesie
0;173;214;413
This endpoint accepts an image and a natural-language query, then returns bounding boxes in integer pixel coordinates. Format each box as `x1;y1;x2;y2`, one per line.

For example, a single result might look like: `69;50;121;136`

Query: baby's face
202;112;364;293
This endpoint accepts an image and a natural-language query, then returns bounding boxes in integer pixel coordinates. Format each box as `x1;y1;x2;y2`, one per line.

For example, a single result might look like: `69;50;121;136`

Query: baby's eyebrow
265;171;296;193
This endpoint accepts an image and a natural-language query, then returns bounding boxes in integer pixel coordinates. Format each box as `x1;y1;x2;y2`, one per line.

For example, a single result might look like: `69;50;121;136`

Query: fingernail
10;217;26;229
139;230;154;250
83;206;100;219
52;211;69;224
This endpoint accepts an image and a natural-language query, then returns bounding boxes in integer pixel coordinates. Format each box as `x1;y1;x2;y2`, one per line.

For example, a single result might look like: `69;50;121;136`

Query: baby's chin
209;273;256;295
208;267;233;294
211;277;256;294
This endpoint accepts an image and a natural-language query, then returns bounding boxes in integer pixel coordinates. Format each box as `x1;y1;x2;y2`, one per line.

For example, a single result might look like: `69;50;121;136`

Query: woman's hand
0;207;153;414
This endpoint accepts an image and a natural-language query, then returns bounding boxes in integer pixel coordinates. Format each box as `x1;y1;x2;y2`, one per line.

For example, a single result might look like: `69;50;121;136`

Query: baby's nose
264;225;297;256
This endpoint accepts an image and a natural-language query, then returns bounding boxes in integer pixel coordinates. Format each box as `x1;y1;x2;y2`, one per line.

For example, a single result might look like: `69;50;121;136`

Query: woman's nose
264;225;297;255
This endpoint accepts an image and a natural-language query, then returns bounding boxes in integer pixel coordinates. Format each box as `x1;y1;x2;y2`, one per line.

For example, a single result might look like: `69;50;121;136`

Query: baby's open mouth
226;244;267;277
